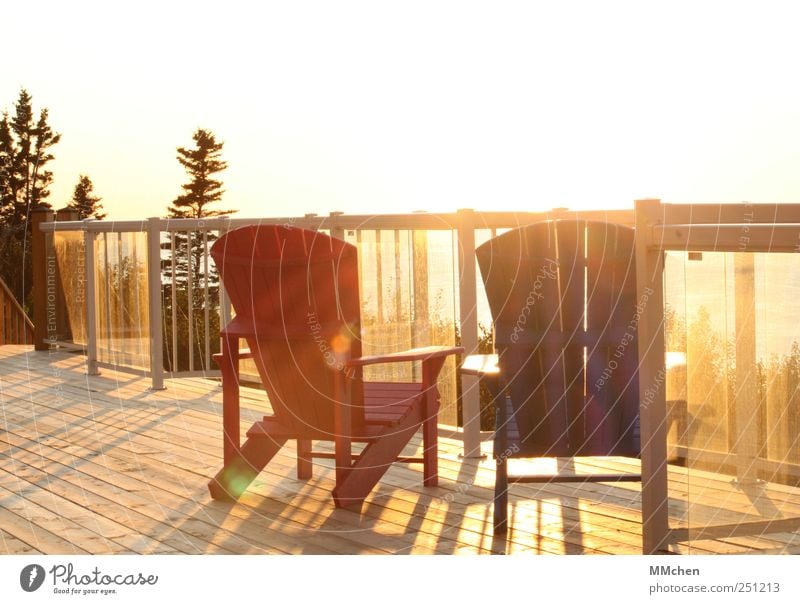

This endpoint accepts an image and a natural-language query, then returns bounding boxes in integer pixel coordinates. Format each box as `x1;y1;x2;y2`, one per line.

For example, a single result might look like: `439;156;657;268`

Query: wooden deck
1;345;800;555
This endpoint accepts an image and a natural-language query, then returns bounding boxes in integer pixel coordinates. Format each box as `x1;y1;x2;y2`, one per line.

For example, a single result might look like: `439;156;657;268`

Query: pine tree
169;128;229;220
68;175;106;219
0;89;61;309
166;128;232;285
163;128;233;373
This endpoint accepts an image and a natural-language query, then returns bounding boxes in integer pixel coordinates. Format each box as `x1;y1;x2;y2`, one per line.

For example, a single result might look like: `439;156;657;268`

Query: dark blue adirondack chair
464;220;643;534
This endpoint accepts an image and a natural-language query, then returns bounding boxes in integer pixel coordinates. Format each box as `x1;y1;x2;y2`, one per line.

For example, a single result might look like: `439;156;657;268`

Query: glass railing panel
665;250;800;553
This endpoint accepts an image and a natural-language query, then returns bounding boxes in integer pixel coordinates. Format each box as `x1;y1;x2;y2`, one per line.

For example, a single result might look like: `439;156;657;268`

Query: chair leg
422;390;439;487
421;358;444;487
297;439;313;480
494;456;509;534
493;388;510;534
218;334;242;467
209;435;287;500
332;413;419;508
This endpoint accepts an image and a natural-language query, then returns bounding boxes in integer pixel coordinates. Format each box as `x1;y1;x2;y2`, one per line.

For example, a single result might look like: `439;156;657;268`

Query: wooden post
635;198;671;554
84;225;100;375
457;208;482;457
147;218;165;390
733;252;759;483
393;229;403;363
328;211;345;241
411;228;429;381
375;229;384;324
31;207;54;351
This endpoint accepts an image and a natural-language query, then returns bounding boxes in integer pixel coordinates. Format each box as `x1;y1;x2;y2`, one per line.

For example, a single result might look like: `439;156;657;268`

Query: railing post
411;228;429;381
31;207;54;351
733;252;759;483
457;208;483;458
147;217;165;390
329;211;345;240
83;221;100;375
635;198;671;554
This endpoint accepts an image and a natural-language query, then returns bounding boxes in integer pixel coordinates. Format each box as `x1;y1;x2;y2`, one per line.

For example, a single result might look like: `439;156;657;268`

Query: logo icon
20;564;46;592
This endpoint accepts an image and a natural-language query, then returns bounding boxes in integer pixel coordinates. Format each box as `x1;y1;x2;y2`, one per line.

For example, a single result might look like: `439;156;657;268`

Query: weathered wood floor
1;346;799;555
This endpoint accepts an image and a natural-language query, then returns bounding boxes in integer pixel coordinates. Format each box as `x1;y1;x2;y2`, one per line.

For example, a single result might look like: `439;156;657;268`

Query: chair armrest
212;348;254;364
345;345;463;368
460;353;499;377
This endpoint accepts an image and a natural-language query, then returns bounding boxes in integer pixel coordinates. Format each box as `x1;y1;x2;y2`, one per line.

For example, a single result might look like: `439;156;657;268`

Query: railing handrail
0;275;34;331
643;201;800;253
41;202;800;236
38;207;636;234
653;201;800;226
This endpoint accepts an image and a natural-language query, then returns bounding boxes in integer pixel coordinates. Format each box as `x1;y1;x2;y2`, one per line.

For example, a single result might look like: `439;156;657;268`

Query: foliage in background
454;323;497;431
667;303;800;474
0;89;60;312
68;175;106;219
163;128;233;373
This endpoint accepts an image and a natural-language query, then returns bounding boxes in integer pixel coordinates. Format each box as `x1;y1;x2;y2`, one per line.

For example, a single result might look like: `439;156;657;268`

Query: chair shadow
322;443;481;554
417;453;480;554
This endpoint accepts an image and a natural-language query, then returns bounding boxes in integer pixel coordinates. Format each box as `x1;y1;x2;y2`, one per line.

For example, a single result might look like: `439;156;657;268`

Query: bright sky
3;1;800;220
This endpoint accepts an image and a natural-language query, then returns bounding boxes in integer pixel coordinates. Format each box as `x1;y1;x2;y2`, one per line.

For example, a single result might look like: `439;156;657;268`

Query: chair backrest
476;220;640;457
211;225;364;437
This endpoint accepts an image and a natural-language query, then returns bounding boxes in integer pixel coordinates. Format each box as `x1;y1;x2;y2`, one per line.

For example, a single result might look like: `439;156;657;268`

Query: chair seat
247;381;425;441
363;381;423;425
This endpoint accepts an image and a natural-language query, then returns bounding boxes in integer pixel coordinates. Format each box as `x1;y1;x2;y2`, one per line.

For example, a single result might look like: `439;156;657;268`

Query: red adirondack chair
207;225;462;508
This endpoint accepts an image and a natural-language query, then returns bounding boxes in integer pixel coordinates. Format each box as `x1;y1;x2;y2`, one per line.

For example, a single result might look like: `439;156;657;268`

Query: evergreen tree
169;128;229;220
166;128;232;286
163;128;233;373
68;174;106;219
0;89;61;309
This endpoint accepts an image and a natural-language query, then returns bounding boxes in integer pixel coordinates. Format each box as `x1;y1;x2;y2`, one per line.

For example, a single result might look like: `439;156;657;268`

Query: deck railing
33;206;634;456
635;199;800;553
0;275;33;345
31;200;800;553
